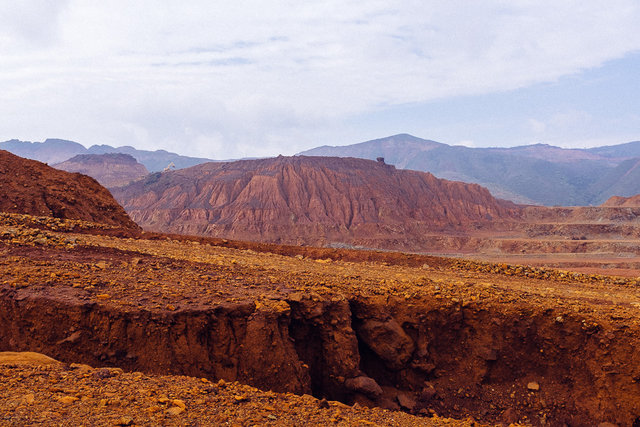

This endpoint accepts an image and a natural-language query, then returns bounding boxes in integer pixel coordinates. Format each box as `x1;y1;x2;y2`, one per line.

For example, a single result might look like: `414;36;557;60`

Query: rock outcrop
54;153;149;188
0;150;139;229
113;155;519;250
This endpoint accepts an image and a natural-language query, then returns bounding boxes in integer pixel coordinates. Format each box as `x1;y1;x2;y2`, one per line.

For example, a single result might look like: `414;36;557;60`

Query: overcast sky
1;1;639;159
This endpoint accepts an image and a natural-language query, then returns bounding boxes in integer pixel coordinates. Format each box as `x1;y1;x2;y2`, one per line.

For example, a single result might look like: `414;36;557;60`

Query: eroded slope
113;155;519;250
0;150;139;230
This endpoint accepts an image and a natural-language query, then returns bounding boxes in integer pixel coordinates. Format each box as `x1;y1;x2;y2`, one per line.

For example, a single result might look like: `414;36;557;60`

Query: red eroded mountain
113;156;520;250
601;194;640;207
54;153;149;188
0;150;139;229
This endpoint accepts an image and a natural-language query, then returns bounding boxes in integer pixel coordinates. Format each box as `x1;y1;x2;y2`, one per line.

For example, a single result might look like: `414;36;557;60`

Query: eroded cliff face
2;288;639;426
113;156;519;249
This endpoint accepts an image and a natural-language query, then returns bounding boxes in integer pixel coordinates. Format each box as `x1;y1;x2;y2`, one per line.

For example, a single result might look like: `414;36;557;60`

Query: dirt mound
0;351;61;366
54;153;149;188
113;155;519;250
601;194;640;207
0;150;139;230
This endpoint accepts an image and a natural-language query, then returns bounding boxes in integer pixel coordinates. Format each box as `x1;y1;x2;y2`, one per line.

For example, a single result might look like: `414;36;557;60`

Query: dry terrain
111;155;640;276
0;352;457;426
2;212;640;426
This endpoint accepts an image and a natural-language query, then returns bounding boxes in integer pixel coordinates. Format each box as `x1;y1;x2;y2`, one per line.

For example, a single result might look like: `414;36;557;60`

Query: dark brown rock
419;384;437;402
397;392;417;411
356;317;415;370
345;376;383;399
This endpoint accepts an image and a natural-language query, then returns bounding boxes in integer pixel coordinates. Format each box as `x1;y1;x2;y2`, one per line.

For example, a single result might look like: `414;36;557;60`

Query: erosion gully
2;288;639;426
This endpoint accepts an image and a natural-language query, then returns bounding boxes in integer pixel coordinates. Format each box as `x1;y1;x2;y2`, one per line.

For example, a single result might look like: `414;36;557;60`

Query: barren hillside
0;150;139;230
113;155;519;249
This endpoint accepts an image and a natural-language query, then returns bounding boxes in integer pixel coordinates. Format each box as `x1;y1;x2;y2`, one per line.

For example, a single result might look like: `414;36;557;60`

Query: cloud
1;1;640;157
0;1;70;49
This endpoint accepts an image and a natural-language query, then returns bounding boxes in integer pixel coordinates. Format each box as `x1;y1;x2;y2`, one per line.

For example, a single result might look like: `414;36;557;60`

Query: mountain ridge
298;134;640;206
0;138;213;172
112;155;520;251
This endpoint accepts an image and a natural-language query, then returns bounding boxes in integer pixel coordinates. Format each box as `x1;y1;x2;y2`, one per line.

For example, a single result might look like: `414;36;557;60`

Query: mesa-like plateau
1;151;640;426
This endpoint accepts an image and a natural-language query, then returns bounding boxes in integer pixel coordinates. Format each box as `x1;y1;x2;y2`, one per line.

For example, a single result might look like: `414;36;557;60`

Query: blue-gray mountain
298;134;640;206
0;139;213;173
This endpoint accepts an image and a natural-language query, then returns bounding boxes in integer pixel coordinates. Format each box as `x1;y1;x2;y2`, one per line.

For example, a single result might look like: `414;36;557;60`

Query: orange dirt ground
1;213;640;426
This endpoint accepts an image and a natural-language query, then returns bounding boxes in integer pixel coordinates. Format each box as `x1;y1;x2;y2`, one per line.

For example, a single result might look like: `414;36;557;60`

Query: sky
1;1;639;159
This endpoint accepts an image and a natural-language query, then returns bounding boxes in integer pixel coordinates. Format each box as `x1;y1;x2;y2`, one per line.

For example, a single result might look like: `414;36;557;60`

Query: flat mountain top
0;150;139;230
54;153;149;188
113;155;519;249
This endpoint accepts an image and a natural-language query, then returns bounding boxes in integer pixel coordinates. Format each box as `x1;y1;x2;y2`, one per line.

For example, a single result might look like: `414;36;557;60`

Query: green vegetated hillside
300;134;640;206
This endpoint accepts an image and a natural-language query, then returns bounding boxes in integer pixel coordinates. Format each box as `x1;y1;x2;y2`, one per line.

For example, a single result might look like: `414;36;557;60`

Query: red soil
0;150;139;230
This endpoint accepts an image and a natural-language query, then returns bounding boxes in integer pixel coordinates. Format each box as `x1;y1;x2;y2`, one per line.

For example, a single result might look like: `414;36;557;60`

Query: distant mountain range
299;134;640;206
0;138;213;172
3;135;640;206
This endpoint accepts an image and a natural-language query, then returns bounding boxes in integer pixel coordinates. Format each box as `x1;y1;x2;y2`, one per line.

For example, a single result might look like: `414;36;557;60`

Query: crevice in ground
2;289;640;425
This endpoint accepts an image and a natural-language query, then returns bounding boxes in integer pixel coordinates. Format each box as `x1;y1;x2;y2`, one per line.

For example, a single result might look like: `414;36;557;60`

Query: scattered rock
502;407;518;423
527;381;540;391
57;330;82;345
233;394;249;403
171;399;186;410
116;416;134;426
93;368;117;379
396;392;417;411
57;395;79;405
419;384;437;402
345;376;383;399
166;406;185;416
